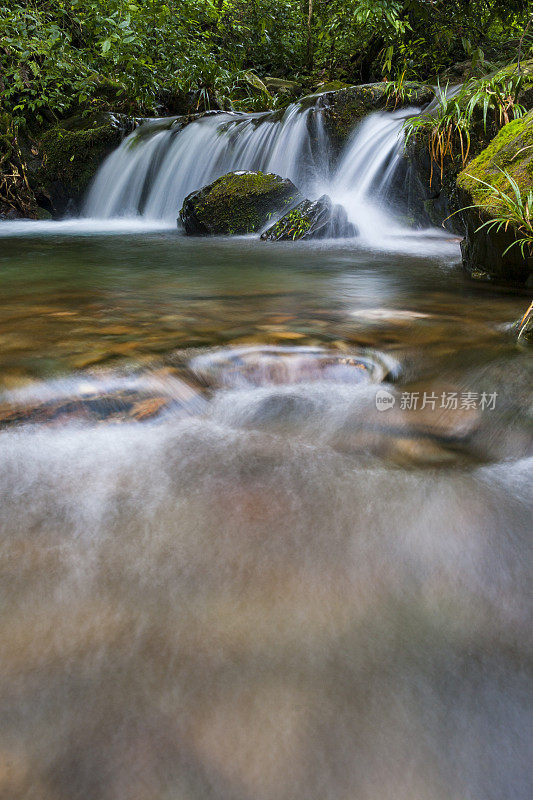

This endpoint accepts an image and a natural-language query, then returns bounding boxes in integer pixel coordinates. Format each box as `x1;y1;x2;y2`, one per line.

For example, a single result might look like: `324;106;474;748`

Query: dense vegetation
1;0;531;126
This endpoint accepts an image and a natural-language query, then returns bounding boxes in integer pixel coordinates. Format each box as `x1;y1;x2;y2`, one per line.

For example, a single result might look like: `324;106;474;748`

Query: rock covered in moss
263;77;303;96
456;111;533;282
179;171;303;236
399;60;533;234
33;112;135;216
312;80;352;94
297;82;434;156
261;195;356;240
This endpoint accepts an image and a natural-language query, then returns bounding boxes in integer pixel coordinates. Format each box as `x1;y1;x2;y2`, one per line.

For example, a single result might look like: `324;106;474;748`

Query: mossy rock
397;61;533;232
33;113;130;215
179;171;303;236
312;81;352;94
456;111;533;282
297;82;434;155
261;195;356;241
263;77;303;96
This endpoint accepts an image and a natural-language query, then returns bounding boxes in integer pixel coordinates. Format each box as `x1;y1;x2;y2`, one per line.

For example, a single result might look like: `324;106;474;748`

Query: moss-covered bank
1;111;134;218
456;111;533;282
33;113;133;216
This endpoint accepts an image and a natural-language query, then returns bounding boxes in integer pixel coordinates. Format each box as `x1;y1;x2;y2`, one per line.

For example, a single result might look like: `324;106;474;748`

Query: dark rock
296;82;434;156
261;195;356;240
179;171;303;236
0;209;19;221
28;112;137;217
394;134;463;230
456;110;533;283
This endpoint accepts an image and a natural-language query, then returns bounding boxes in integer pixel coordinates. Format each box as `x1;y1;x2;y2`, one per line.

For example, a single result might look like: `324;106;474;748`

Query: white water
84;104;329;222
83;101;450;248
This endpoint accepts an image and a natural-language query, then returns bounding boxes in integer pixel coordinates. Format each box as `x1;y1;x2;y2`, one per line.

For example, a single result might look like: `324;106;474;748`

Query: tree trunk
306;0;314;71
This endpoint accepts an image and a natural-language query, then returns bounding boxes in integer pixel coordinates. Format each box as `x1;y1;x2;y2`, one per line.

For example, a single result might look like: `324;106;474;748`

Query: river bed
0;227;532;800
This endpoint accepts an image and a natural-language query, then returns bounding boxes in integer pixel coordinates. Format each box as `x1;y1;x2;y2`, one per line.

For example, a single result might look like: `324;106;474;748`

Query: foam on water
0;217;173;237
0;408;531;800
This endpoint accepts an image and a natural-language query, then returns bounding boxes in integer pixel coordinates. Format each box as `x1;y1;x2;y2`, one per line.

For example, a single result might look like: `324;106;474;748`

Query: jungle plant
382;70;409;109
404;70;528;183
462;169;533;257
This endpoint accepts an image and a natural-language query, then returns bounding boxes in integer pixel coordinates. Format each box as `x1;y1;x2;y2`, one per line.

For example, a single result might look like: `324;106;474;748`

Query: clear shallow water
0;228;532;800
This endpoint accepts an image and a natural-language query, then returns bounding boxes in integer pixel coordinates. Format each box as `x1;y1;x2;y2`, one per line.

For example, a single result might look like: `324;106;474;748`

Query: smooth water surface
0;228;532;800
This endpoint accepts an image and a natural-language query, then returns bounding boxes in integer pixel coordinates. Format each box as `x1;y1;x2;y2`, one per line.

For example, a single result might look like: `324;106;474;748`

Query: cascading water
83;98;440;245
84;104;330;221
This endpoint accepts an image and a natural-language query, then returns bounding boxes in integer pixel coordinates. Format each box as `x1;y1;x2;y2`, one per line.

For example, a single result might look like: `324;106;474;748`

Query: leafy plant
404;70;527;183
462;169;533;257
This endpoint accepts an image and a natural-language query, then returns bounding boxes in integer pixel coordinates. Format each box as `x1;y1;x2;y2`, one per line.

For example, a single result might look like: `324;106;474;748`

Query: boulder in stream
261;195;356;240
179;171;303;236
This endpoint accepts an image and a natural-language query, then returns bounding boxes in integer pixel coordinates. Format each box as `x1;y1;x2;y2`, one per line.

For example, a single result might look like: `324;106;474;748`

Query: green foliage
0;111;34;214
464;168;533;256
382;70;408;108
0;0;531;129
0;0;292;123
404;69;528;182
272;208;312;240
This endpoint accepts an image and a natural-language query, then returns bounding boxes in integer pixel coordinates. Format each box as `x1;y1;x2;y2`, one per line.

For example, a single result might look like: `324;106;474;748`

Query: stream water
0;103;532;800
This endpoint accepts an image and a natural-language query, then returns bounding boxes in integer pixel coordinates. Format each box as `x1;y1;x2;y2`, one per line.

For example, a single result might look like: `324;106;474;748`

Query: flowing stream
83;101;445;248
0;96;532;800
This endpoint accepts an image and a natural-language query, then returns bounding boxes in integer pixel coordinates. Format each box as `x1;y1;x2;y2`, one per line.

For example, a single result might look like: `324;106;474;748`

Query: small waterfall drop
84;103;330;221
84;99;433;245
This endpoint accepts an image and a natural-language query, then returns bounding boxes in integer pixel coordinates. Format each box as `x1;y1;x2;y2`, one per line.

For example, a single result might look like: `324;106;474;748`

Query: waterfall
83;99;426;243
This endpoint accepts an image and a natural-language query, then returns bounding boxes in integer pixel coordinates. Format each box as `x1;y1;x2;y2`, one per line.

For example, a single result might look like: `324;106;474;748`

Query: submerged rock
261;195;356;240
179;171;303;236
456;111;533;283
0;373;206;429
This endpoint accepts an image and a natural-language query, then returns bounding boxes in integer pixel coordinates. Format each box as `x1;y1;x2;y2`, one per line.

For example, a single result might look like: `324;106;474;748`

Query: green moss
205;171;284;201
457;111;533;214
313;81;352;93
38;115;122;197
181;171;302;235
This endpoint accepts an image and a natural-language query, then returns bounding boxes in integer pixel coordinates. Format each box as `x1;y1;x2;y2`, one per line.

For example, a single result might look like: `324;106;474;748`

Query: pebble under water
0;230;532;800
